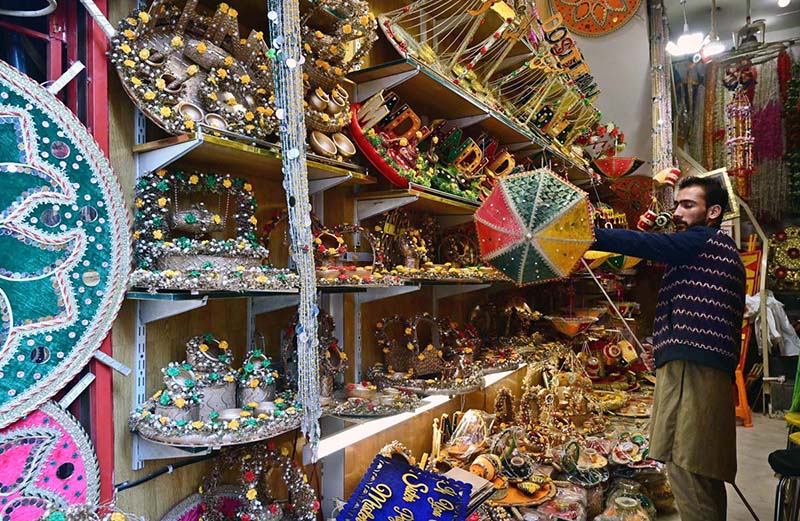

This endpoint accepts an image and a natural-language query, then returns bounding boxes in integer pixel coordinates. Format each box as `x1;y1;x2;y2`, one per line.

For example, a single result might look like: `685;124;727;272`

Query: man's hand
640;343;655;371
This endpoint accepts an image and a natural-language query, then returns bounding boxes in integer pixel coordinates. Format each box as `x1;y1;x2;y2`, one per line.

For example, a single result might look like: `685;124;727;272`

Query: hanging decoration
548;0;642;37
268;0;322;459
475;168;595;285
725;85;755;197
109;2;278;139
648;0;674;207
590;156;644;179
0;58;129;428
786;60;800;211
0;401;100;519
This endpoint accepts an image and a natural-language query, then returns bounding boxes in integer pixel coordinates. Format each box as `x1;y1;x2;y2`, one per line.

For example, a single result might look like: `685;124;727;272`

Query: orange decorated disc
549;0;643;37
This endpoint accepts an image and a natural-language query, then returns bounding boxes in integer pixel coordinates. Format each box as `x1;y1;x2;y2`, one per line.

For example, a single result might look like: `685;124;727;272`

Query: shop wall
536;0;654;173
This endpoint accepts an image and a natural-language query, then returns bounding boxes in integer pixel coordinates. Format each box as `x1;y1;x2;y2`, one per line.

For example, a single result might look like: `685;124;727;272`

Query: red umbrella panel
591;156;644;179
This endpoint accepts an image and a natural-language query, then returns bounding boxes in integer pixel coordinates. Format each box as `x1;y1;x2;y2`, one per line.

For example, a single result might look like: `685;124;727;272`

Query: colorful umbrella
475;168;595;284
591;156;645;179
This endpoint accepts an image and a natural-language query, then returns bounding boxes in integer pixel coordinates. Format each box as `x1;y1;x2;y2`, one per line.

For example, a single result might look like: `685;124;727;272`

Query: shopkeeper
592;176;746;521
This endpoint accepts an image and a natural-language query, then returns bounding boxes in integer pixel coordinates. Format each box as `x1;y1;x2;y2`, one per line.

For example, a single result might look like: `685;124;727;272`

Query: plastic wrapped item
444;409;495;461
599;497;650;520
605;479;656;520
637;471;675;514
537;481;587;520
584;483;606;519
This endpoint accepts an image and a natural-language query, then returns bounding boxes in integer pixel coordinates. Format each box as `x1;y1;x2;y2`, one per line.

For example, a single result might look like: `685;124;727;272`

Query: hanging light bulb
778;0;791;8
667;0;706;56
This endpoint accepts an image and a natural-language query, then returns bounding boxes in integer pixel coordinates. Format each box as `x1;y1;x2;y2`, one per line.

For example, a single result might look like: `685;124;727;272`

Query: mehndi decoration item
109;2;278;139
0;402;100;519
0;55;129;427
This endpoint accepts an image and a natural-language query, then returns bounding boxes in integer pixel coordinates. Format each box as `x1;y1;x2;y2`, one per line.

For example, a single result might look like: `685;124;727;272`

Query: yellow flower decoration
256;275;268;283
240;74;251;84
156;169;166;177
228;419;240;429
330;45;338;54
361;15;370;24
249;216;258;225
159;417;168;425
249;379;260;388
171;36;183;47
304;43;312;52
189;174;199;184
217;68;228;79
174;397;186;408
153;230;163;240
240;411;251;417
228;8;238;17
281;447;290;456
143;91;156;100
120;44;132;54
404;327;412;335
224;374;235;382
133;231;141;240
407;343;414;351
226;97;237;107
224;56;234;66
245;111;254;121
138;11;150;22
123;29;135;39
417;354;426;361
160;106;172;118
135;198;144;208
192;421;204;429
399;138;409;147
275;398;285;405
138;48;150;60
219;3;229;13
155;78;166;90
209;92;218;101
157;197;167;207
426;344;434;351
199;343;209;352
187;64;199;76
327;248;337;255
246;489;257;501
211;214;222;224
123;59;136;69
184;120;195;130
219;340;229;350
314;238;322;245
321;114;330;122
196;42;207;54
243;183;252;192
131;77;142;86
343;24;353;34
263;108;275;116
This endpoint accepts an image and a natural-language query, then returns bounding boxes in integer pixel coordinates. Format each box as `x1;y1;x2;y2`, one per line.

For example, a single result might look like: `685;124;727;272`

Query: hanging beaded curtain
648;0;673;205
267;0;322;458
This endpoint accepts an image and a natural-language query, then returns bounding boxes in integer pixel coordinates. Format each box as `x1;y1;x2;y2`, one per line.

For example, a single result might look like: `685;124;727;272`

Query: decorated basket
376;315;414;374
350;103;411;189
410;313;447;377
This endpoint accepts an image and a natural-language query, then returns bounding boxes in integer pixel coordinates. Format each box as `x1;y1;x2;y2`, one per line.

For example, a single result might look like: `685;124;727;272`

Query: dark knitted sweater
593;226;746;376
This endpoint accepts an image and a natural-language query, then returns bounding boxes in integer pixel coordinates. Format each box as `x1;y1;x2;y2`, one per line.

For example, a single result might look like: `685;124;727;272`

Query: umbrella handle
580;258;646;355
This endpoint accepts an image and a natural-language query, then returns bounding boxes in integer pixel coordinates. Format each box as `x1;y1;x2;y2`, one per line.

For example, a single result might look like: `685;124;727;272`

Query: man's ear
707;204;723;221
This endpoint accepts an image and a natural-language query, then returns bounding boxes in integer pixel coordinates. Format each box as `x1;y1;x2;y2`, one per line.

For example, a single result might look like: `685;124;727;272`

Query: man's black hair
677;175;729;217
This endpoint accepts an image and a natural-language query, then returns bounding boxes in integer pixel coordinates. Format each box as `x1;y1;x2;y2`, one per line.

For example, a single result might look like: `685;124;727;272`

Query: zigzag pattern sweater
593;226;746;377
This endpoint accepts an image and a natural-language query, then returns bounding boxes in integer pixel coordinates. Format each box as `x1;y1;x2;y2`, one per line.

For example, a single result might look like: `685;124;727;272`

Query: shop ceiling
666;0;800;45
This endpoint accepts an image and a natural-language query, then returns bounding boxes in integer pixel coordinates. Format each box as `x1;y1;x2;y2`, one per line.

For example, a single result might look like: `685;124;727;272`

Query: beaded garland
725;85;754;197
199;443;319;521
0;54;130;428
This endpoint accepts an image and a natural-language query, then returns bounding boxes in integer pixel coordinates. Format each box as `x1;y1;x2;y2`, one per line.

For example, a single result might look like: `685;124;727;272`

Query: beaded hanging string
703;63;717;168
267;0;322;457
750;58;787;221
786;59;800;210
725;85;755;198
648;0;674;205
712;72;728;168
689;83;705;162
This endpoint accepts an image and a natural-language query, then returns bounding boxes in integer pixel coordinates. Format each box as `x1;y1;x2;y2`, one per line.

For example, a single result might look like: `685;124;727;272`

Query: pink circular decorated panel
0;401;99;519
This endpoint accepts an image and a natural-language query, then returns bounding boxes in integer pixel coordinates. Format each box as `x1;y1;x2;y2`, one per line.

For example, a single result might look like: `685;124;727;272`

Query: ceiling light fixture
778;0;791;8
700;0;725;59
667;0;706;56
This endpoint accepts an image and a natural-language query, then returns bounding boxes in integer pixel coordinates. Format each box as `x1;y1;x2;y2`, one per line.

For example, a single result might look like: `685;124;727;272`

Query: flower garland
786;60;800;210
726;85;755;197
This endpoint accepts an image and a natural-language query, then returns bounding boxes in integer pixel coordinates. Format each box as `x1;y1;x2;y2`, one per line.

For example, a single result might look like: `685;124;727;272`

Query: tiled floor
660;413;785;520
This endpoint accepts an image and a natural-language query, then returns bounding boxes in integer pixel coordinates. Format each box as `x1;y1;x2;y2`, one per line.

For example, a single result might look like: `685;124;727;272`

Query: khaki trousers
667;461;727;521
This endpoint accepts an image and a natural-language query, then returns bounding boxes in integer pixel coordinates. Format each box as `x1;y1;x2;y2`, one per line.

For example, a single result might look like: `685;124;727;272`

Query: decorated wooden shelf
127;289;298;300
348;59;589;173
304;365;526;464
356;183;479;221
133;126;374;194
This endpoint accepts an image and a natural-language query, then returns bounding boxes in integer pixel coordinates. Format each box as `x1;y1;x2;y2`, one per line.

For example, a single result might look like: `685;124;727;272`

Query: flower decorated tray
377;371;484;396
609;394;652;418
592;390;630;412
129;397;301;447
328;394;421;418
489;476;557;507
